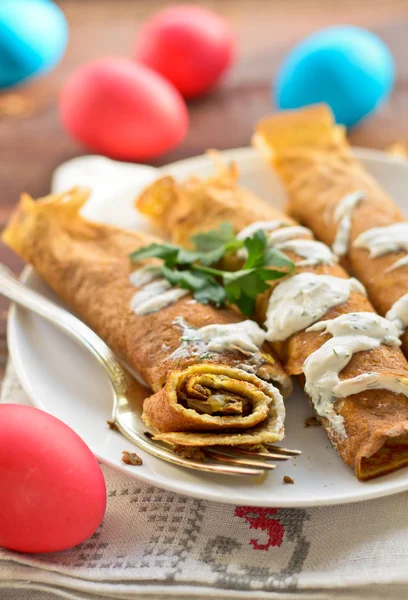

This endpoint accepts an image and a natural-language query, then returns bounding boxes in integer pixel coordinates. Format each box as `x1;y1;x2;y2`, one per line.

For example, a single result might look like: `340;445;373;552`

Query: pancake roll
253;104;408;356
2;188;290;448
137;162;408;480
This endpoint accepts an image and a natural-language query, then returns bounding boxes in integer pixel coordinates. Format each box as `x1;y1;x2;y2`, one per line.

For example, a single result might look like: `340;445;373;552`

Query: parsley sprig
129;223;295;316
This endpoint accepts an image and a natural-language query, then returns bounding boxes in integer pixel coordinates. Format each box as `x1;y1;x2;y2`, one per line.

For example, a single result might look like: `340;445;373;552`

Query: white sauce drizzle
171;317;266;359
237;220;288;259
265;272;366;341
388;256;408;272
304;313;403;436
130;279;189;316
200;321;266;353
238;221;334;266
266;225;312;245
386;292;408;338
237;220;288;240
171;317;207;359
332;191;365;257
129;265;161;287
354;223;408;272
276;239;335;267
334;372;408;399
309;312;402;345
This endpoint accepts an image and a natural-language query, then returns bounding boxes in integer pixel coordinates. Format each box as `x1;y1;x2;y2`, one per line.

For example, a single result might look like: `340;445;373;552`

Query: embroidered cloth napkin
2;362;408;600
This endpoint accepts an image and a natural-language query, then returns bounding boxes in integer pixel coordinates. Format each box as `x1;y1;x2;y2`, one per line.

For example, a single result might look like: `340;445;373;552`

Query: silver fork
0;265;300;476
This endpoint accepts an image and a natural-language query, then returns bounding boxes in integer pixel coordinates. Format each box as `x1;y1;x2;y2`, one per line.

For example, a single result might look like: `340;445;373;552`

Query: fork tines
204;445;301;471
266;444;302;456
143;431;301;475
205;449;277;470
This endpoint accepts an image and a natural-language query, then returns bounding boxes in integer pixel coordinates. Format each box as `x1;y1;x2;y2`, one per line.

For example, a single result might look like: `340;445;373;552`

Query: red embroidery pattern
235;506;285;551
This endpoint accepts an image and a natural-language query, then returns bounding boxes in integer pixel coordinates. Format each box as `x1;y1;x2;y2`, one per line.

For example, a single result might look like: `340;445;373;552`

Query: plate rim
7;145;408;507
159;144;407;174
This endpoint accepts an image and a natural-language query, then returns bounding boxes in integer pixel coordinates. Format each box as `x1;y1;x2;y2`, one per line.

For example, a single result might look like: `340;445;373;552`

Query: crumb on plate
283;475;294;484
122;450;143;466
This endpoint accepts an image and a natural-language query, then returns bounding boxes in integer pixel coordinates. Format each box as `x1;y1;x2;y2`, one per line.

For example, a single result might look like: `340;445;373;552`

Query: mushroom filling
178;380;252;416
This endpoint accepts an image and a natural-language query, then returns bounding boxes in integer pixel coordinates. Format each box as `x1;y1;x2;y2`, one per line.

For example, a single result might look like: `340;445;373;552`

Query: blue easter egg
0;0;68;89
275;26;395;128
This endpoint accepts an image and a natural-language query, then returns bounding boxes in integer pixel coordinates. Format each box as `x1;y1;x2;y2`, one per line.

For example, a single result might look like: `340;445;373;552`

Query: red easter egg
60;57;188;161
0;404;106;553
133;5;236;99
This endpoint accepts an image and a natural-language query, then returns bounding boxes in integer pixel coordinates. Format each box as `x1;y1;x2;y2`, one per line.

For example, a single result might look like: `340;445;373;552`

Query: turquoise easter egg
275;26;395;128
0;0;68;89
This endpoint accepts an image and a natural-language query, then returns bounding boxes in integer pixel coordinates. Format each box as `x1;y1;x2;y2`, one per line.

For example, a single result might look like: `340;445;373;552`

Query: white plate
8;147;408;507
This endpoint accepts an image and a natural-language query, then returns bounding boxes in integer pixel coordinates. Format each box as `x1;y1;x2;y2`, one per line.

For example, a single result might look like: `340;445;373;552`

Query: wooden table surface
1;0;408;376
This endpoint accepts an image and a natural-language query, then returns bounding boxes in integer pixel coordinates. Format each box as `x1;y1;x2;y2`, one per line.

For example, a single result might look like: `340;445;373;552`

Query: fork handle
0;265;127;392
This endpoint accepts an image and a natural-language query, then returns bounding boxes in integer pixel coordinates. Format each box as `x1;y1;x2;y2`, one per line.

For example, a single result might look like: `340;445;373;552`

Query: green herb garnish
130;223;295;316
191;222;238;252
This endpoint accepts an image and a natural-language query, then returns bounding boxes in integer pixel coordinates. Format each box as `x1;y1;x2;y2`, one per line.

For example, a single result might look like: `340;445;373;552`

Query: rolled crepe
137;163;408;480
2;188;289;448
253;104;408;355
137;154;293;250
